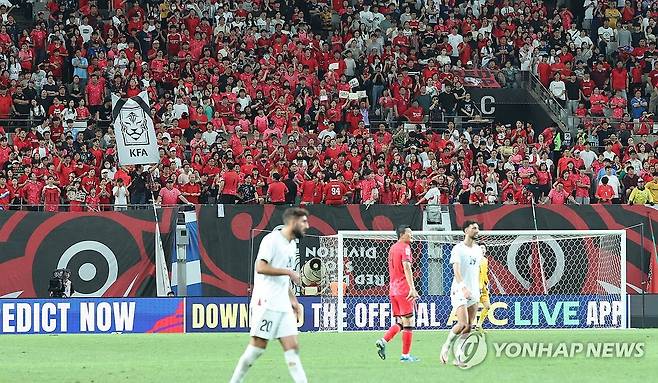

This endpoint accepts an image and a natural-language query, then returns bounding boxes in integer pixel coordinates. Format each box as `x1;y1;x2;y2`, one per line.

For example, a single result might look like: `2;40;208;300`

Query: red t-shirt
596;184;614;203
388;241;412;296
43;186;61;212
159;187;182;205
221;171;239;196
268;181;288;203
0;94;12;118
181;183;201;204
300;180;317;203
323;180;347;205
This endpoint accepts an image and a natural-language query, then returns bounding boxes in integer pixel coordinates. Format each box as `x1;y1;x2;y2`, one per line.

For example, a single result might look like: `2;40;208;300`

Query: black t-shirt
12;93;30;115
525;183;543;202
284;177;297;203
565;80;580;101
128;171;148;193
238;184;256;203
438;91;457;113
458;99;475;116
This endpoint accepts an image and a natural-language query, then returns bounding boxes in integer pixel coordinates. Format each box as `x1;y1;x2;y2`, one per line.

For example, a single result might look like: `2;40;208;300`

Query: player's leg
278;312;308;383
229;336;268;383
229;307;277;383
452;303;480;367
467;302;478;327
376;317;401;360
441;301;468;364
476;292;491;331
376;296;403;360
399;313;419;362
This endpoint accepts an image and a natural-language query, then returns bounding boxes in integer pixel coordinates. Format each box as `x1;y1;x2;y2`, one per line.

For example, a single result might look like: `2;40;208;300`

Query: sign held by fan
112;91;160;165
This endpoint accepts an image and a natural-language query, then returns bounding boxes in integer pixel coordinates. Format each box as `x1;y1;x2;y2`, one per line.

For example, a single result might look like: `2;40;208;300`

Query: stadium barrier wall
0;298;183;334
0;295;625;335
0;205;656;299
0;209;177;299
185;296;624;333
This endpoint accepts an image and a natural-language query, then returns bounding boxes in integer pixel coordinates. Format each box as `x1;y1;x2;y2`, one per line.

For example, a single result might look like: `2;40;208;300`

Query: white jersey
449;241;482;296
251;230;296;312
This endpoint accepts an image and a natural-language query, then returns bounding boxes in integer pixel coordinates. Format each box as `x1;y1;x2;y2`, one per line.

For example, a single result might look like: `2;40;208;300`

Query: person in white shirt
573;30;593;50
598;20;616;56
441;221;483;366
447;28;464;58
579;143;598;170
112;178;129;211
549;73;567;103
583;0;597;30
172;98;189;119
201;124;219;147
318;123;337;141
230;208;310;383
415;180;441;205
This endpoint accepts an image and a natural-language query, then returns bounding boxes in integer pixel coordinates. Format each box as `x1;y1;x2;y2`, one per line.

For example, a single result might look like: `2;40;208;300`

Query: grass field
1;330;656;382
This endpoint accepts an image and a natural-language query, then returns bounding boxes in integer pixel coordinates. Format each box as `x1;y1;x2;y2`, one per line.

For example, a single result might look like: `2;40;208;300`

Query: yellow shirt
159;2;170;20
605;8;621;29
629;187;654;205
646;181;658;202
479;257;489;290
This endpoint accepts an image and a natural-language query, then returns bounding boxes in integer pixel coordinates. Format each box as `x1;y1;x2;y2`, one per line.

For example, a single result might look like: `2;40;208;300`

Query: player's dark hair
282;207;309;224
462;220;479;232
396;225;411;239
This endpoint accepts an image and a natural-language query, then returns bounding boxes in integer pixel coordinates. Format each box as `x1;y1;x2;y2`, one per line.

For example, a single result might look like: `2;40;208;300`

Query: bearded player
229;208;310;383
375;225;420;363
440;221;483;366
474;244;491;333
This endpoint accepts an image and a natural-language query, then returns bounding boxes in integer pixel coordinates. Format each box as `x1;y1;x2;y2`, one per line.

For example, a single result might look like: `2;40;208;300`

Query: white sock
284;349;308;383
229;345;265;383
443;330;458;348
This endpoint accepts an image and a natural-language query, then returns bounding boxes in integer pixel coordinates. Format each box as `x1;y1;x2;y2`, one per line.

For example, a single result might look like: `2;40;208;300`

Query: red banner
454;69;500;88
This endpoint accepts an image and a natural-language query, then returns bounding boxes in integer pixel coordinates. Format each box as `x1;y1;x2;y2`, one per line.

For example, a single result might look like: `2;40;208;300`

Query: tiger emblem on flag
118;104;149;146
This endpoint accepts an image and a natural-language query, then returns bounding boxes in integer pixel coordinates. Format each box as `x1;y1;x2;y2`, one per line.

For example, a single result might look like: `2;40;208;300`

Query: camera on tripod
48;269;74;298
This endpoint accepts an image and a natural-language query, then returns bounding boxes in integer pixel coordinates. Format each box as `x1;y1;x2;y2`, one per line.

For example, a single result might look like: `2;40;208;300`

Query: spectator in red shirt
323;176;348;206
218;163;241;204
596;177;615;204
158;179;193;206
267;173;288;205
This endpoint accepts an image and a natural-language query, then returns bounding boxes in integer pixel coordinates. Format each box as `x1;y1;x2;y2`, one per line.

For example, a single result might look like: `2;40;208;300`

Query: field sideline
1;330;656;382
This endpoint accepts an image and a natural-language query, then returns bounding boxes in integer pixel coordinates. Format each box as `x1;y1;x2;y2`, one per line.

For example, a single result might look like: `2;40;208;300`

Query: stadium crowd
2;0;658;210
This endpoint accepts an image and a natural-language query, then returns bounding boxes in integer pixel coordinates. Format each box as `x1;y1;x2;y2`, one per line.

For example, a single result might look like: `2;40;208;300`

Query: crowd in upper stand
0;0;658;210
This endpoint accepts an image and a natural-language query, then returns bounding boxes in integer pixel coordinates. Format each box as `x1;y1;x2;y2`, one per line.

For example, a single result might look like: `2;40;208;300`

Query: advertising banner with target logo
0;298;184;334
451;204;658;295
0;209;177;298
197;205;424;296
112;91;160;166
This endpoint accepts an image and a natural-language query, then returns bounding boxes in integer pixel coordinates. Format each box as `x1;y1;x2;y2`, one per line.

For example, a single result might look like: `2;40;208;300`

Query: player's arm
288;286;302;318
402;260;418;300
255;237;301;284
255;260;301;285
452;262;472;299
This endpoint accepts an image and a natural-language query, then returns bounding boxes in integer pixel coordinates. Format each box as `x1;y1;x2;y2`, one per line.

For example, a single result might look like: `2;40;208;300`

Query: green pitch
1;330;656;382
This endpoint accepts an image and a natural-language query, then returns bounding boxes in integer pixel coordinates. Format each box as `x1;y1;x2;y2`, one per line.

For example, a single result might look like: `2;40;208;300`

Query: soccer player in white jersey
229;208;310;383
440;220;483;366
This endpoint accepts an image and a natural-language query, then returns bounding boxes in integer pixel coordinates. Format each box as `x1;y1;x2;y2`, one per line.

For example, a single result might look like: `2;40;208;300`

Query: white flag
112;91;160;165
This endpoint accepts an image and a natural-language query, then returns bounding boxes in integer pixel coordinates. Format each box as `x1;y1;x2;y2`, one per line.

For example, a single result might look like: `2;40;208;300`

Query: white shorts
249;307;298;340
450;289;479;309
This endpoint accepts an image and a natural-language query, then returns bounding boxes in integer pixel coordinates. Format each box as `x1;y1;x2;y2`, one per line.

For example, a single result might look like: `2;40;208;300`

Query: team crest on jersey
405;247;411;255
